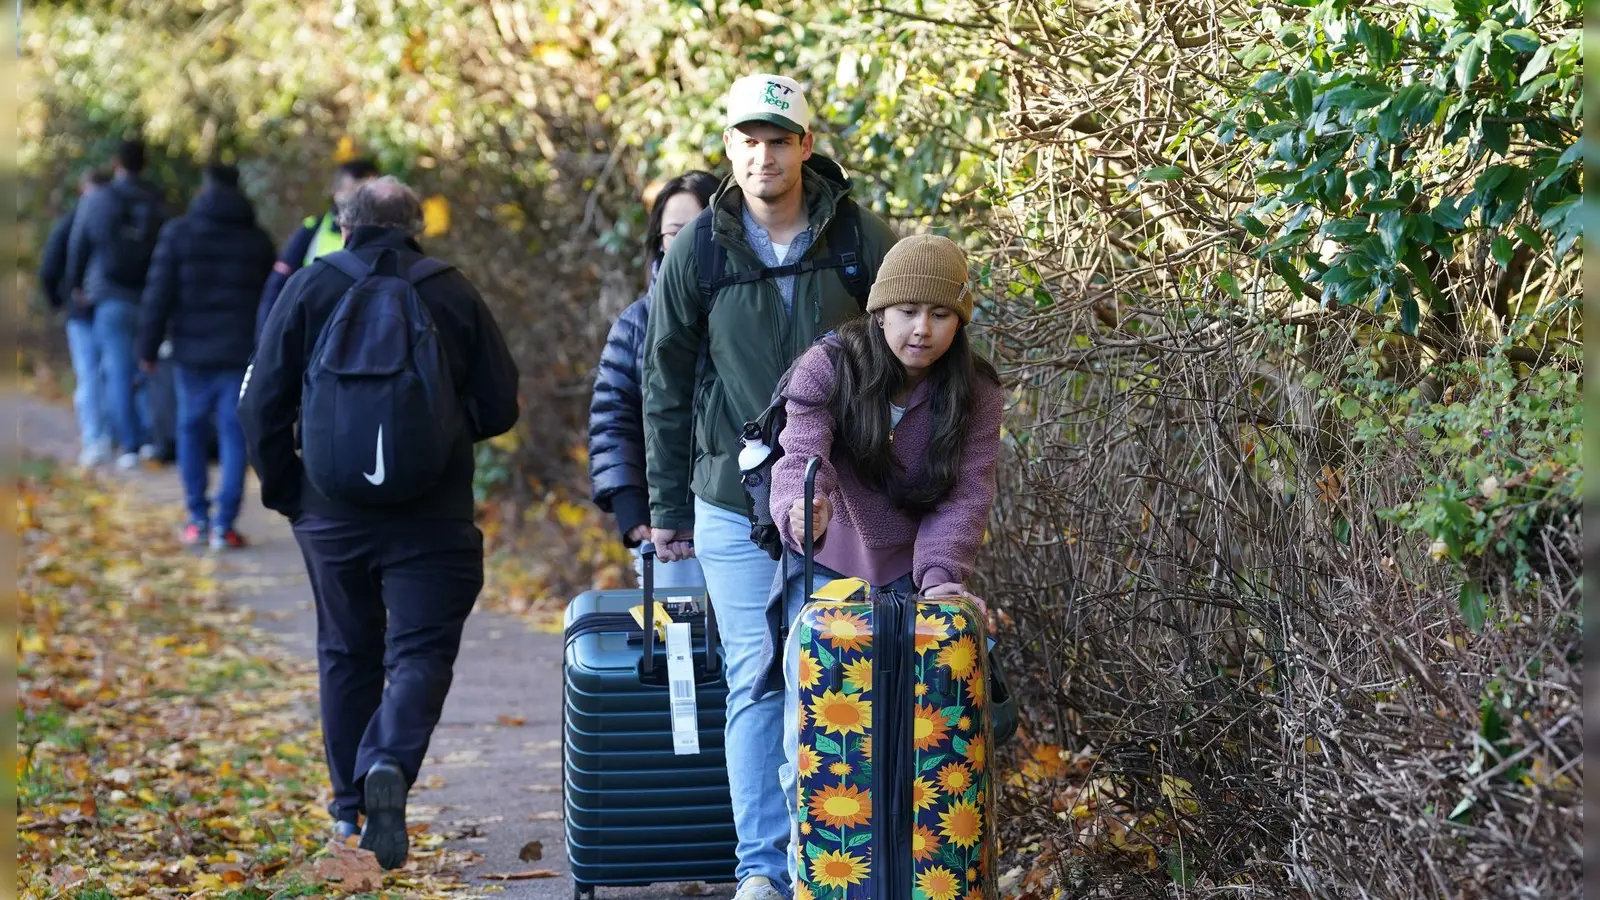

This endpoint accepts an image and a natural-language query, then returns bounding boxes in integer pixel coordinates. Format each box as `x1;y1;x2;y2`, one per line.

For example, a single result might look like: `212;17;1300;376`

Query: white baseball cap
725;74;811;135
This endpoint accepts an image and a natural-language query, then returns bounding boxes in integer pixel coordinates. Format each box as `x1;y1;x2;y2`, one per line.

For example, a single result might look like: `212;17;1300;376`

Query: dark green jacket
643;157;898;530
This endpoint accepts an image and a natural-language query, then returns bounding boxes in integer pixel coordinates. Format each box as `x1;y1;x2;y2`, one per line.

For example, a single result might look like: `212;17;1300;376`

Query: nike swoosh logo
364;425;385;485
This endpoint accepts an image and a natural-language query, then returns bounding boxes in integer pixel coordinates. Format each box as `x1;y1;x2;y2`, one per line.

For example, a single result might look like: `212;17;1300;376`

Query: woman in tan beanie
767;233;1004;598
755;234;1005;893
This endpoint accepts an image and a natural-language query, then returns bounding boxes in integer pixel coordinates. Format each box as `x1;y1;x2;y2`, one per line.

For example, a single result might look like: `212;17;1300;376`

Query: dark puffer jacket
138;184;277;369
588;291;652;545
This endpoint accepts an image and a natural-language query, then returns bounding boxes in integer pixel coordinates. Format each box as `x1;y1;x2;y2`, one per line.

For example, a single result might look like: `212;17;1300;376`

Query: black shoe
333;819;360;843
358;760;409;870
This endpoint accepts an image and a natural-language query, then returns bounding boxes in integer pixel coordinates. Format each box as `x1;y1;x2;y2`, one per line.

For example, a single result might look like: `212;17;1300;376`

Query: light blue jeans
694;496;796;892
92;299;144;452
64;318;108;450
778;565;916;887
630;544;706;591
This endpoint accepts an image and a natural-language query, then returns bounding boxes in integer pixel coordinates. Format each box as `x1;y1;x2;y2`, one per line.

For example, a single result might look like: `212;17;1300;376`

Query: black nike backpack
299;250;464;505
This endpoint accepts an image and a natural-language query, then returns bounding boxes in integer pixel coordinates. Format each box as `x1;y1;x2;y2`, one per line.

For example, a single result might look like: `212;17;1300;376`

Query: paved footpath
11;394;734;900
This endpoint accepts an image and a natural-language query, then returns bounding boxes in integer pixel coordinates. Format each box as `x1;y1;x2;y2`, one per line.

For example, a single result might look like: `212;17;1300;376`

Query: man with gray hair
240;175;520;869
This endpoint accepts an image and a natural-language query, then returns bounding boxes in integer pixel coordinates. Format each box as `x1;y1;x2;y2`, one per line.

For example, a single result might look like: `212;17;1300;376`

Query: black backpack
300;250;465;506
692;194;873;559
103;182;163;288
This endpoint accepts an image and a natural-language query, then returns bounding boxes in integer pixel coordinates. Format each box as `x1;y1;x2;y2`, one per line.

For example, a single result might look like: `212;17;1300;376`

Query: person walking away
760;234;1005;885
642;73;899;900
239;176;520;870
255;158;380;339
589;170;718;588
39;168;114;467
63;137;168;469
138;163;276;549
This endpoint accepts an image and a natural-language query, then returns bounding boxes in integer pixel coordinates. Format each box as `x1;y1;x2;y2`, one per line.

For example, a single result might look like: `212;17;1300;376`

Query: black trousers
293;515;483;824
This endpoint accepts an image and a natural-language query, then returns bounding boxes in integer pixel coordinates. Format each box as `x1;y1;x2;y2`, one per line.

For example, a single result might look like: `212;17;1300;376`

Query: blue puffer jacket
588;290;652;545
138;184;276;369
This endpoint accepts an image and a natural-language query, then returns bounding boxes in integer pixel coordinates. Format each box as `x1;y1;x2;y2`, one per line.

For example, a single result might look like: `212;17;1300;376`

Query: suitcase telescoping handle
638;540;720;679
802;456;822;592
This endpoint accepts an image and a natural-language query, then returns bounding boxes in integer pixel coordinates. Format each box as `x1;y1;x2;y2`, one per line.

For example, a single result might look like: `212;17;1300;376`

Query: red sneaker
182;523;205;546
210;528;248;550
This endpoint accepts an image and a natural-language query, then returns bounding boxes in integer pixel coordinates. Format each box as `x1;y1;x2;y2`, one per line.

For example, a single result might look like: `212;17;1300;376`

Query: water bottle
737;423;773;476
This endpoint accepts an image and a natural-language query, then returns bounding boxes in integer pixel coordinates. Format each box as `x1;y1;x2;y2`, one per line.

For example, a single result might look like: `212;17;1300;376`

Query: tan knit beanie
866;234;973;324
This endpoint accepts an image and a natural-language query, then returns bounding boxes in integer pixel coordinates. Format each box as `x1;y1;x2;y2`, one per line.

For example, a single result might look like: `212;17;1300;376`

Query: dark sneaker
359;760;409;870
210;527;247;550
181;523;206;547
333;819;361;845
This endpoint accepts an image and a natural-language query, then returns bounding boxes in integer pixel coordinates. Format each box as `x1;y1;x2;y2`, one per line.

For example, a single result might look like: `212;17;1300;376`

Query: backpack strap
830;198;870;309
318;249;369;281
696;198;871;312
407;257;454;284
319;251;453;285
693;207;726;317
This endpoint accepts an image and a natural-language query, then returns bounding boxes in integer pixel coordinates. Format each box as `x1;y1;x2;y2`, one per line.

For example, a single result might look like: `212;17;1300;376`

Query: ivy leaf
1455;36;1485;91
1257;171;1304;186
1139;165;1185;183
1253;70;1288;92
1216;271;1244;301
1481;118;1510;156
1519;43;1556;84
1333;516;1352;544
1402;245;1449;314
1432;194;1473;231
1287;72;1314;119
1514;224;1546;252
1499;28;1541;54
1239;214;1269;237
1240;43;1275;68
1399;297;1420;335
1376;210;1407;256
1459;582;1487;633
1273;256;1312;299
1491;235;1515;266
1302;137;1353;179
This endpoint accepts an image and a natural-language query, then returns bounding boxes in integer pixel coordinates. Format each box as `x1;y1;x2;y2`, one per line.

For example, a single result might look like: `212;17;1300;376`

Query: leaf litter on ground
17;462;487;898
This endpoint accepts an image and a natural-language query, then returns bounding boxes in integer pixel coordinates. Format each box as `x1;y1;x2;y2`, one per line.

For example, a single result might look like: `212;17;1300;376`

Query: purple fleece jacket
770;342;1005;589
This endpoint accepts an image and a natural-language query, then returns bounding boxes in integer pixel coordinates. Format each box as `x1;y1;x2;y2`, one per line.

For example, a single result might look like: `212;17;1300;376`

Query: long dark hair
825;315;1000;514
645;171;720;271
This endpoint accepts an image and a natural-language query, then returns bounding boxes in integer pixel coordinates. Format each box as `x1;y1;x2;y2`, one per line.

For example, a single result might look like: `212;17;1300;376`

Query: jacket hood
190;185;258;224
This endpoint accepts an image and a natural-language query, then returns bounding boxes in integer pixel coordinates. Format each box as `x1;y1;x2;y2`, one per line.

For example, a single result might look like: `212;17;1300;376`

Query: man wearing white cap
643;74;898;900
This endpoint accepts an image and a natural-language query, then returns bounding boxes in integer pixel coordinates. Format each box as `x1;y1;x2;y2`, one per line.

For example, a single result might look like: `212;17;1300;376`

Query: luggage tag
628;602;675;640
665;622;701;755
809;577;869;603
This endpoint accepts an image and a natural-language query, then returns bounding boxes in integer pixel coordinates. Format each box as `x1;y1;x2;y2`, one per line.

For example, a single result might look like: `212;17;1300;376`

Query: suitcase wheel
574;885;594;900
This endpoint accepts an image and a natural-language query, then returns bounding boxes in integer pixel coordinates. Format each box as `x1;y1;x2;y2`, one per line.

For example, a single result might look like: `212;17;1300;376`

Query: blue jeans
92;299;143;452
778;565;916;887
64;318;109;449
630;544;706;591
694;496;793;891
175;366;248;530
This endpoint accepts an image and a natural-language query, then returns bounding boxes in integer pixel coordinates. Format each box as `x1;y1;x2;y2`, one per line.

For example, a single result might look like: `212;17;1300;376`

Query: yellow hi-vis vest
302;212;344;266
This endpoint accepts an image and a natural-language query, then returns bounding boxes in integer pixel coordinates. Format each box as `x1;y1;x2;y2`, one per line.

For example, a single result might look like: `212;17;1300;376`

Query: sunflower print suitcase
794;580;999;900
